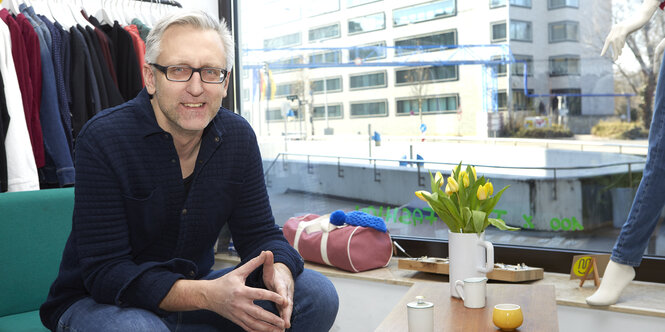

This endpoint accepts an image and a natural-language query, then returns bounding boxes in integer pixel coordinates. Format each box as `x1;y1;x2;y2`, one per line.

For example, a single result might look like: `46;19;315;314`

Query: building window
497;90;507;109
512;89;534;110
395;30;456;56
275;82;303;97
305;0;340;17
393;0;456;27
512;54;533;76
347;0;381;8
396;95;458;115
548;0;579;9
551;88;581;115
510;20;532;42
490;56;507;76
309;50;342;65
349;71;387;90
266;108;283;121
490;21;506;42
309;23;341;42
490;0;532;7
549;21;579;42
348;12;385;35
549;55;580;76
350;100;388;117
311;77;343;94
268;56;304;73
264;32;301;48
312;104;343;119
395;66;458;85
349;41;387;62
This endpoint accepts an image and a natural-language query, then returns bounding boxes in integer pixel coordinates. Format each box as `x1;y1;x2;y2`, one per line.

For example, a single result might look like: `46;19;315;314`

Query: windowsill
215;253;665;318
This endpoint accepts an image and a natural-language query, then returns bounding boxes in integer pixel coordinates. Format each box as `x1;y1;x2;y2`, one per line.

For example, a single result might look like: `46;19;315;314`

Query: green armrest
0;188;74;320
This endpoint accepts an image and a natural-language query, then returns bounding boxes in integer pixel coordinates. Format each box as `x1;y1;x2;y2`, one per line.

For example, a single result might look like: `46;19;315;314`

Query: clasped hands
207;251;295;332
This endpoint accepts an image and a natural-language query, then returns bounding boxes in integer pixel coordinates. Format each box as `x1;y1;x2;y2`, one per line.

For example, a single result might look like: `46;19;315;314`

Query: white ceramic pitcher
448;230;494;298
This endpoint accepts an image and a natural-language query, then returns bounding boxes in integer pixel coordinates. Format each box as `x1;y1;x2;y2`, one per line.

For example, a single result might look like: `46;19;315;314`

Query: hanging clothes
83;25;124;107
69;26;101;138
124;24;146;86
101;21;143;101
0;73;9;192
131;18;150;42
0;16;39;192
20;4;75;187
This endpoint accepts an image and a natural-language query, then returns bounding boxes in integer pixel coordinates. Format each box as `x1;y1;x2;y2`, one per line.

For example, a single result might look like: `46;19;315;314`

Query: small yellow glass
492;304;523;331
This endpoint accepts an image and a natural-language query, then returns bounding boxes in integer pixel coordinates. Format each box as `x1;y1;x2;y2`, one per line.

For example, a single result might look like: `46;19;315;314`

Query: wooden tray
398;257;543;282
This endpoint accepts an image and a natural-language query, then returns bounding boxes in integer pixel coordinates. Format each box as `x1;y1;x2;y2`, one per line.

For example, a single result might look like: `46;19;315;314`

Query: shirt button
171;159;176;163
188;271;195;278
163;134;169;139
198;160;203;164
214;136;220;142
181;208;188;215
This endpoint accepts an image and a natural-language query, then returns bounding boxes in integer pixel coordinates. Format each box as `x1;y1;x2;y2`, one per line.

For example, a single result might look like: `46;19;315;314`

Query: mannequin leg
585;260;635;306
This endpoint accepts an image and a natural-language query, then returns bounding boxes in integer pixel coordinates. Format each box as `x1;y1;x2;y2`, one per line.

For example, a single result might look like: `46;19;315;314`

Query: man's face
144;24;230;136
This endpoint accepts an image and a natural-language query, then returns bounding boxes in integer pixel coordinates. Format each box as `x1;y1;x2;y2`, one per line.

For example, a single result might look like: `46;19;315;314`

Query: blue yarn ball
330;210;347;226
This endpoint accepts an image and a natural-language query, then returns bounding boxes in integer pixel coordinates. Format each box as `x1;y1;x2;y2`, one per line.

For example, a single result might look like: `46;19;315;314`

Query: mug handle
454;280;465;301
477;240;494;273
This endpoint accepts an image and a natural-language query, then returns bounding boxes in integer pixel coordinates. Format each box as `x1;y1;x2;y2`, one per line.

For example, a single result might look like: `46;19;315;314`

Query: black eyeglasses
150;63;228;84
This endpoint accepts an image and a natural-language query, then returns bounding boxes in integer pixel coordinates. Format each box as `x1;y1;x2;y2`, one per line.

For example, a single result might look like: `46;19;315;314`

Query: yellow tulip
415;190;428;202
477;185;488;200
485;182;494;196
434;171;444;188
471;166;477;180
446;176;459;195
459;171;469;187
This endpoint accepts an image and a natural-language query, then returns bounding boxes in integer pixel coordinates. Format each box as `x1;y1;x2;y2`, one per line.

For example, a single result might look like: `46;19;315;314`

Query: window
349;41;387;62
490;21;506;42
311;77;343;94
512;89;534;110
348;12;385;35
510;20;532;42
490;56;507;76
264;32;301;48
309;50;342;65
275;82;303;97
551;88;581;115
548;0;579;9
309;23;341;42
490;0;531;7
347;0;381;7
268;56;304;73
393;0;456;27
350;100;388;117
395;30;456;56
265;108;283;121
312;104;343;119
549;21;578;43
349;71;387;90
549;55;580;76
395;66;458;85
497;90;507;109
512;54;533;76
396;95;458;115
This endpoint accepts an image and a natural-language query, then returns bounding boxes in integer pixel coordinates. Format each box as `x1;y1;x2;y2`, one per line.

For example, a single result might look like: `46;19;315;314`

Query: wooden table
375;282;558;332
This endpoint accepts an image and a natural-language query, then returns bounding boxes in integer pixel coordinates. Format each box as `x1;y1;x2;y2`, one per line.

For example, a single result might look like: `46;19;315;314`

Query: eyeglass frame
149;63;229;84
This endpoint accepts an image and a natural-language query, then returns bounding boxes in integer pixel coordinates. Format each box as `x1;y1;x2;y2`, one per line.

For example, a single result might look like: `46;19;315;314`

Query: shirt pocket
123;186;166;257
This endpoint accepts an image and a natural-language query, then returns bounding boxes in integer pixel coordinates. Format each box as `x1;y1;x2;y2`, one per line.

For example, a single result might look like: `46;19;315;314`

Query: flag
259;70;266;100
266;69;275;100
252;68;260;101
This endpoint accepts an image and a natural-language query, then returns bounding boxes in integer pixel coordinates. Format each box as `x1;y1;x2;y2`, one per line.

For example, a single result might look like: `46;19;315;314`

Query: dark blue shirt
40;89;303;330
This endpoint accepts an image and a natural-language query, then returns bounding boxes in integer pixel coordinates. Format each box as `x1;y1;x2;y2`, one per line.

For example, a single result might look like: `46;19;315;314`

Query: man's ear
144;63;156;94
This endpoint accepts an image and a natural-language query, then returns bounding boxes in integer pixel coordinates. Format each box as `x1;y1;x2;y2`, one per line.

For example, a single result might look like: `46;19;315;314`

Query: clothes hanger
67;0;94;28
96;0;115;25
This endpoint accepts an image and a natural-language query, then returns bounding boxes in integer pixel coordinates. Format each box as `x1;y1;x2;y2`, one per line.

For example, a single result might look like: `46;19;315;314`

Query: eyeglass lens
166;66;226;83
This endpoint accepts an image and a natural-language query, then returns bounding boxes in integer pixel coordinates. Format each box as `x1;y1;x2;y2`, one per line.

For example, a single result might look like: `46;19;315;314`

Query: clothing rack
135;0;182;8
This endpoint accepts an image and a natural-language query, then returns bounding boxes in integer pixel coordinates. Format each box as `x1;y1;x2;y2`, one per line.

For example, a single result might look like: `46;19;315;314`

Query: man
40;10;338;332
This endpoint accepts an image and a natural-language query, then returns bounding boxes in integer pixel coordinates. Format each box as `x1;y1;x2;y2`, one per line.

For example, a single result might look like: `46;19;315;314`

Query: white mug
454;277;487;308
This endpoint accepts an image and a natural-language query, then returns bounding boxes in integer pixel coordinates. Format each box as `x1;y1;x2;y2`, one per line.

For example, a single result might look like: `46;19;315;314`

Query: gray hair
144;10;235;72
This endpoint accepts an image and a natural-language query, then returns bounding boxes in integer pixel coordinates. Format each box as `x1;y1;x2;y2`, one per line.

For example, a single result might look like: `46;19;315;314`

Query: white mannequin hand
601;23;629;61
600;0;662;61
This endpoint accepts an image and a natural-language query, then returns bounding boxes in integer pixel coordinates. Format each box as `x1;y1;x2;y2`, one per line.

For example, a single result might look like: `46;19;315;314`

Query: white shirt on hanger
0;18;39;192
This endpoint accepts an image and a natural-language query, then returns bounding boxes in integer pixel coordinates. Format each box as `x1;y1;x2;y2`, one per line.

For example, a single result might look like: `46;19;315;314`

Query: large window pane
349;41;387;61
350;71;387;89
348;12;385;34
393;0;456;27
511;54;533;76
311;77;343;93
312;104;343;119
549;55;580;76
350;100;387;117
264;32;301;48
510;20;532;41
395;30;456;56
548;0;579;9
396;95;458;115
491;22;506;42
395;66;458;84
549;21;579;42
309;23;341;42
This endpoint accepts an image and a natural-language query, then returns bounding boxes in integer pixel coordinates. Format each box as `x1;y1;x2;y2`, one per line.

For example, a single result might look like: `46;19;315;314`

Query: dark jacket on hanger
85;25;123;107
88;16;118;88
0;74;9;193
69;26;101;138
101;21;142;101
77;25;109;110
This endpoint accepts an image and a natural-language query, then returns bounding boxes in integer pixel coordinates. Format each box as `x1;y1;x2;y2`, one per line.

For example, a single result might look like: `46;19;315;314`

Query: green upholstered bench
0;188;74;332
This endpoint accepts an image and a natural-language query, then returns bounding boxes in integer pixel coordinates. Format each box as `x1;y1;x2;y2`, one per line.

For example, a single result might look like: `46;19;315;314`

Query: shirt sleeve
226;125;304;280
73;127;196;315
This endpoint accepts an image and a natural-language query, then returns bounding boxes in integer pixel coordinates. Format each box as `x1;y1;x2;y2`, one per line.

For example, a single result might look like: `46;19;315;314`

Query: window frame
392;0;457;27
510;19;533;42
511;54;533;77
310;76;343;94
548;0;579;9
394;66;459;86
349;41;388;62
347;12;386;35
394;29;457;57
349;70;388;91
312;103;344;119
349;99;389;118
395;94;459;116
548;20;579;43
549;54;581;76
490;21;507;43
308;22;342;43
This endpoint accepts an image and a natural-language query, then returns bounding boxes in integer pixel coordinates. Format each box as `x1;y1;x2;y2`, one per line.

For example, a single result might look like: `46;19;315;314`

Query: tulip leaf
489;218;520;231
471;210;487;234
